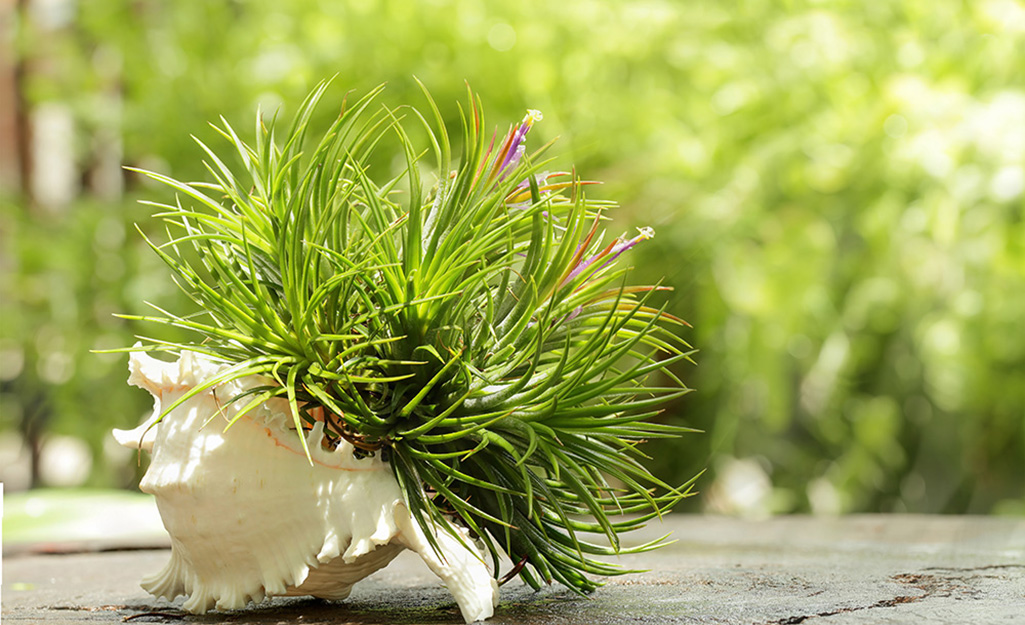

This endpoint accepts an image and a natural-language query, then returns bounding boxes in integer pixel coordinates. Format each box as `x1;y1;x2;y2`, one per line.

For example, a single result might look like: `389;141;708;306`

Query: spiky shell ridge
117;350;498;623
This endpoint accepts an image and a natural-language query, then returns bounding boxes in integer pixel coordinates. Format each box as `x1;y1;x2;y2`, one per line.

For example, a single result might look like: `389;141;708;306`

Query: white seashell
115;350;499;623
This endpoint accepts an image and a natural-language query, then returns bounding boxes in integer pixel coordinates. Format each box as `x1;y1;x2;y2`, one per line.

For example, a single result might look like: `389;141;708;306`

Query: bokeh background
1;0;1023;517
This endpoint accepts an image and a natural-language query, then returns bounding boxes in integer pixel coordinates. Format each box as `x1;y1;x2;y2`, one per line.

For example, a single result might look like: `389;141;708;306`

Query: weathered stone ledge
4;515;1023;624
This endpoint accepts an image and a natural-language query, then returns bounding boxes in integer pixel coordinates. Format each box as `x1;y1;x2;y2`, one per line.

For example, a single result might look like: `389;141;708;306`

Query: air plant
114;80;696;622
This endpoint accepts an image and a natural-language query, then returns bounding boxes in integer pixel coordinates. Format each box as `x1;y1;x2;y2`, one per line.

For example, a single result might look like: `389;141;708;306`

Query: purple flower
497;110;543;177
484;110;543;187
562;227;654;286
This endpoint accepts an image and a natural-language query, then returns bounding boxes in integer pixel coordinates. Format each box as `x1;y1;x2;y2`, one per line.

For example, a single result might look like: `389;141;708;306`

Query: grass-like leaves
122;80;697;593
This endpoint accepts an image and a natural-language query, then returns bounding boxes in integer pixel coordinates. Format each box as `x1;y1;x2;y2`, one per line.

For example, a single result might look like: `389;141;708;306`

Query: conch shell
115;351;499;623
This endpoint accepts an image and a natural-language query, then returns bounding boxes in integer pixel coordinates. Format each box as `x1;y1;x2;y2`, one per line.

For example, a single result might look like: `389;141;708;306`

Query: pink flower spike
564;227;655;286
601;226;655;268
614;227;654;255
497;109;543;178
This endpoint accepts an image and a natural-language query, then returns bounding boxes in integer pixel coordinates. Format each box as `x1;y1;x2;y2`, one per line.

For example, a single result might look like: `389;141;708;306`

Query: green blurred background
1;0;1023;516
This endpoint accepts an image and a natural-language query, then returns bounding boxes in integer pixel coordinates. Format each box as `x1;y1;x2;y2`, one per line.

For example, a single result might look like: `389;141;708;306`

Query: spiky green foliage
121;80;696;592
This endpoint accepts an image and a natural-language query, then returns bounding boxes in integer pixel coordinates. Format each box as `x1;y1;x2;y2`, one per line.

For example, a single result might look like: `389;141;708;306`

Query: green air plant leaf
126;79;697;594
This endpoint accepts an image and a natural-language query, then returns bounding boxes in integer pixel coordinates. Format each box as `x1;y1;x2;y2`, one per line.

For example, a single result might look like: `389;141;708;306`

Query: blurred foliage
1;0;1023;514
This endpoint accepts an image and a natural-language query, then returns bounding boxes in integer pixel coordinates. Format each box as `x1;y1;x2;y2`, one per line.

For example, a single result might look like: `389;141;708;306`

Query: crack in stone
122;611;187;622
50;604;135;611
922;564;1025;573
765;594;922;625
762;564;1018;625
47;604;189;621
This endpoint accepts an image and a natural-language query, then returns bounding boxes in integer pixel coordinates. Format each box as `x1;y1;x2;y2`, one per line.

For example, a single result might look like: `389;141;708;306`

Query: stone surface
3;515;1024;624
